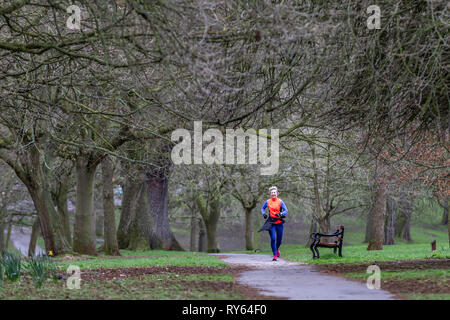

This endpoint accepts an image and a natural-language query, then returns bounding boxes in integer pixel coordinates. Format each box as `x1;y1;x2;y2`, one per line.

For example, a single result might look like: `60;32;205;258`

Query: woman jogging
261;186;288;261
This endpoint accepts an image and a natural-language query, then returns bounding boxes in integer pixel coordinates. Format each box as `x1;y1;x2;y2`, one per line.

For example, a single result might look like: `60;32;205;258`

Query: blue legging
269;223;284;256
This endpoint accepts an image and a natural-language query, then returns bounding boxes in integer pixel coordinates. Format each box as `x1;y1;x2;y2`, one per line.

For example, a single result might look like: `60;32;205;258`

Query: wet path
212;253;395;300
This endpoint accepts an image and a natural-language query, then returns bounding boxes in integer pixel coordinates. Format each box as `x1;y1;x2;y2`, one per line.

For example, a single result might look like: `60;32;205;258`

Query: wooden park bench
309;226;344;259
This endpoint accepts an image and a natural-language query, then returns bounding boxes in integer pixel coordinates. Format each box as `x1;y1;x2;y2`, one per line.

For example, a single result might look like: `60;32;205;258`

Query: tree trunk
20;146;72;255
448;210;450;247
400;194;413;242
0;207;7;253
365;163;379;244
402;212;412;242
364;204;374;243
127;183;152;250
318;217;331;235
117;179;139;249
73;155;98;255
441;197;448;225
198;217;206;252
28;217;41;257
127;165;184;252
190;211;197;251
197;195;220;253
205;198;221;253
1;138;69;254
54;182;72;245
310;144;323;229
394;212;405;238
5;221;12;252
317;216;331;243
306;216;318;247
244;207;254;251
28;184;72;255
253;212;262;251
101;157;121;256
367;180;386;250
96;210;104;238
0;226;4;253
384;195;395;245
310;143;330;243
28;187;62;255
145;166;183;251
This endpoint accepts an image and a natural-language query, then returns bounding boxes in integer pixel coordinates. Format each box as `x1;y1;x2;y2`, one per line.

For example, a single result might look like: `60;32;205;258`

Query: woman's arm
261;200;268;216
280;200;288;216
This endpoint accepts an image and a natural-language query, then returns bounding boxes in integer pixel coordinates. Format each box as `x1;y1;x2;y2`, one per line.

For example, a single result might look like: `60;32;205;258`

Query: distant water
9;226;45;256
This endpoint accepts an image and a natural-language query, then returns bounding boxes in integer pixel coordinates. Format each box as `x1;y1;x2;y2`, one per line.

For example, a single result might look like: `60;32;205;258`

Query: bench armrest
310;230;343;239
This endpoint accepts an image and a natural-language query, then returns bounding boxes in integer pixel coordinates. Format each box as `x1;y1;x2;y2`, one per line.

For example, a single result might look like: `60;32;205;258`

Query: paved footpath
211;253;395;300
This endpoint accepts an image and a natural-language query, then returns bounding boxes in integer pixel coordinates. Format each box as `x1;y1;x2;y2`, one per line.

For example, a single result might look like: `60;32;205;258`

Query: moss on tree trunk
101;157;121;256
73;156;97;255
368;180;386;250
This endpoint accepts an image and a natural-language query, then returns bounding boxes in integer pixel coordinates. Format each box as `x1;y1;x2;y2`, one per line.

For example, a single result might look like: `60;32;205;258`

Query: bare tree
101;156;121;256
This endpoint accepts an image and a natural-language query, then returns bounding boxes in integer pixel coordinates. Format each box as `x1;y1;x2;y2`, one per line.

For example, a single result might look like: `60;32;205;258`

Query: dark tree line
0;0;447;255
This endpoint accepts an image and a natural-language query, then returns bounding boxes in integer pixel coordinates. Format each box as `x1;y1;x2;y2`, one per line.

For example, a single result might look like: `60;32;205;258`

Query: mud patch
315;259;449;297
79;265;249;281
73;265;281;300
315;259;450;274
381;278;449;294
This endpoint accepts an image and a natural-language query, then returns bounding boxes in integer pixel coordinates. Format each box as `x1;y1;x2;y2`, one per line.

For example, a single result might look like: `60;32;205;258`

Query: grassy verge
402;293;450;300
259;241;449;300
228;243;449;264
0;272;244;300
277;243;450;265
341;267;449;300
344;269;449;280
227;241;449;300
0;250;249;300
54;250;228;270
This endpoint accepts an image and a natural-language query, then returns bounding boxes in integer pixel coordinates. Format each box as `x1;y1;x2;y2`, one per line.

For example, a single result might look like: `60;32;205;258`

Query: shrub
25;254;58;288
45;255;59;282
428;249;450;259
1;252;22;282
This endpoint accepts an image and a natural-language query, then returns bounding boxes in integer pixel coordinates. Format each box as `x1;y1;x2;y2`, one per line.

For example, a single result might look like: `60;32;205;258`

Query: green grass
5;242;23;256
55;250;228;270
402;293;450;300
171;228;190;236
36;237;46;254
0;251;241;300
274;240;449;300
342;266;449;300
344;269;449;280
183;274;234;282
408;225;448;244
256;243;450;265
228;212;449;264
0;272;243;300
342;268;449;300
119;249;192;257
330;214;448;246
